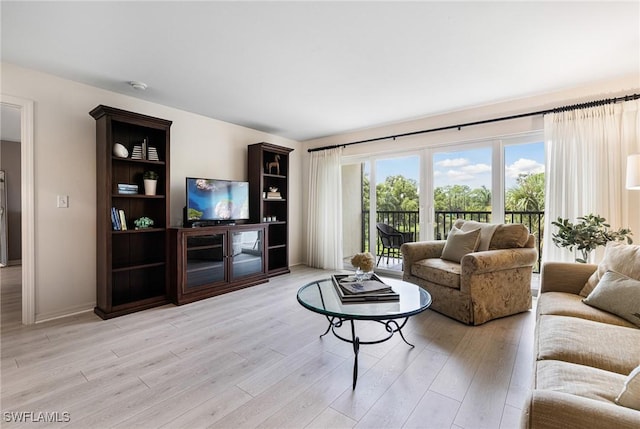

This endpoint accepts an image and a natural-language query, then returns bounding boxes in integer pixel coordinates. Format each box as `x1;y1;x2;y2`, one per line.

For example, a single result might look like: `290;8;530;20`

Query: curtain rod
307;93;640;153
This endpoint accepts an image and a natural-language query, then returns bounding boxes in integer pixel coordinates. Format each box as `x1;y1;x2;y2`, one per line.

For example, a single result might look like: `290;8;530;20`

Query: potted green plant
143;171;159;195
134;216;154;230
551;214;633;263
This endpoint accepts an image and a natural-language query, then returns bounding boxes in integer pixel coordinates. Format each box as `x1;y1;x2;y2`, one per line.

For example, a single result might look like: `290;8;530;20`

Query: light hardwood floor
1;265;535;429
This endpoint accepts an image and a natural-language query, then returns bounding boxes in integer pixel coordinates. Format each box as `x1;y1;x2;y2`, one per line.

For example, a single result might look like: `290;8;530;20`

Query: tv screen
186;178;249;222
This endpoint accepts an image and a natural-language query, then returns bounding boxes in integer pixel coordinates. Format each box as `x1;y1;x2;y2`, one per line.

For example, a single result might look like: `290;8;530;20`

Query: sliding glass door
341;132;544;273
341;154;420;272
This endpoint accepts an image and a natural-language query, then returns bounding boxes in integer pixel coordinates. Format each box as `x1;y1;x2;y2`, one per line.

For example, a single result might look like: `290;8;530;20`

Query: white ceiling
2;1;639;141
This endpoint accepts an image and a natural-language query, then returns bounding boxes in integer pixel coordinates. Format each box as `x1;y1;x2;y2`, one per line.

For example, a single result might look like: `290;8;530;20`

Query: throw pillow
489;223;530;249
441;226;481;263
580;242;640;297
456;220;499;252
582;270;640;327
616;365;640;411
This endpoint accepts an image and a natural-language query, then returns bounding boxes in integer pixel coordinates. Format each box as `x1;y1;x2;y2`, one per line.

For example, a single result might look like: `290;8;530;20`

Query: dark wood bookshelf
248;142;294;276
90;105;172;319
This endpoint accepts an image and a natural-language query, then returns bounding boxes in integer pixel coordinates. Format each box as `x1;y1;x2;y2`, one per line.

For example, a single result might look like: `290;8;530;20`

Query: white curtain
307;147;343;269
543;99;640;263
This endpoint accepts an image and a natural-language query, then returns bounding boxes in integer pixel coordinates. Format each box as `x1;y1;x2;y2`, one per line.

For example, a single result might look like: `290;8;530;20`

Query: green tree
375;175;419;211
435;185;473;211
468;185;492;211
506;173;545;211
362;171;370;211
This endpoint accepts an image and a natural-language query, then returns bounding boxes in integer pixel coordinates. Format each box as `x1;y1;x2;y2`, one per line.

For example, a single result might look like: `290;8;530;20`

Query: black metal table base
319;316;414;389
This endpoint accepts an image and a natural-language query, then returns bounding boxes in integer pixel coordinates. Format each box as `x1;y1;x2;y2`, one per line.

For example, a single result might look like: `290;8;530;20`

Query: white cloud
506;158;544;179
437;157;468;167
446;169;475;181
461;163;491;174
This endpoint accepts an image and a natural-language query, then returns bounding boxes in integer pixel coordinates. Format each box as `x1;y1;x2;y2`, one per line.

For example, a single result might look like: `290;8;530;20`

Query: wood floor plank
329;335;427;421
354;348;449;428
428;321;497;401
0;265;537;429
117;348;285;429
403;390;462;429
305;407;357;429
210;352;345;428
452;325;520;429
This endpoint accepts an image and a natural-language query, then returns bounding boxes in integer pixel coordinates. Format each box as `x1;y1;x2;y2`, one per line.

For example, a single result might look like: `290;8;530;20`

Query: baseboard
35;304;95;324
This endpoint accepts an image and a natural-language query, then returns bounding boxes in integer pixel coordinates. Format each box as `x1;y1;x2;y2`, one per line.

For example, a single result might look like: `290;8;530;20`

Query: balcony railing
363;210;544;272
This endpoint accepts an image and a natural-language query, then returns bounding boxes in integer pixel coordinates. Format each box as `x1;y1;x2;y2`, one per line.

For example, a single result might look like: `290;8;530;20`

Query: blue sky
373;141;544;190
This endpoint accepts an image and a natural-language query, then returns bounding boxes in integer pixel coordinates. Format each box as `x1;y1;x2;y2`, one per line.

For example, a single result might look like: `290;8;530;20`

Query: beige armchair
401;220;538;325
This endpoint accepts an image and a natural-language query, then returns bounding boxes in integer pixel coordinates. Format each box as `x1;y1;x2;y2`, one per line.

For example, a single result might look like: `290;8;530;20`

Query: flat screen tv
185;178;250;224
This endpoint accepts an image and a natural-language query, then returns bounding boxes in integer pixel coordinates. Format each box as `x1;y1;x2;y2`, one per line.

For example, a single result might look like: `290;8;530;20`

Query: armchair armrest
461;248;538;276
539;262;597;294
401;241;445;275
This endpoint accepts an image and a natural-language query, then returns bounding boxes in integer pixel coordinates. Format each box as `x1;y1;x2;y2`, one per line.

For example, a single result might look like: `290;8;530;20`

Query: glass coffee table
297;277;432;389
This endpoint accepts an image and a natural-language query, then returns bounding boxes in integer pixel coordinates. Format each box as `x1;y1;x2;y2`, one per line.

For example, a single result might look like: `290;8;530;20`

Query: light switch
57;195;69;208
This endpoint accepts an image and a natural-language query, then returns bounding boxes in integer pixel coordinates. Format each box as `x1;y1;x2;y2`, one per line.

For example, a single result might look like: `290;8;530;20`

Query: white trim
1;95;35;325
35;305;93;324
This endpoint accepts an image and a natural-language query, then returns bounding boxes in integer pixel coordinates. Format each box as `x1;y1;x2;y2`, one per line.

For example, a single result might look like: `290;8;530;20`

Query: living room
1;2;639;428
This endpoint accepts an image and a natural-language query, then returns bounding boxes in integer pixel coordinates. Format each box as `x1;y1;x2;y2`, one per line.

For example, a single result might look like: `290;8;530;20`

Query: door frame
1;94;35;325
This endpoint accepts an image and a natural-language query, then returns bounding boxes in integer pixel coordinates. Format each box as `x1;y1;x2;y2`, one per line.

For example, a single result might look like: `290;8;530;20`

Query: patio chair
376;223;414;266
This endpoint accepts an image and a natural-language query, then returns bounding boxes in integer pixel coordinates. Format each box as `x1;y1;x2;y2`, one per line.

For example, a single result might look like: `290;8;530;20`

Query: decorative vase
355;267;373;281
144;179;157;196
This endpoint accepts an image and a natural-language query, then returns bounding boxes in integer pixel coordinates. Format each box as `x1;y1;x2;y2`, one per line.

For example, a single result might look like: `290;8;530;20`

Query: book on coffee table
331;274;399;303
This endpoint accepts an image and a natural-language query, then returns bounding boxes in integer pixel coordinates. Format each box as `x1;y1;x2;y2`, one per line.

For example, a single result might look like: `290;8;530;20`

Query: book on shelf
111;207;121;230
131;145;144;160
266;192;282;199
331;274;399;303
110;207;129;231
118;209;128;231
147;146;159;161
117;183;139;194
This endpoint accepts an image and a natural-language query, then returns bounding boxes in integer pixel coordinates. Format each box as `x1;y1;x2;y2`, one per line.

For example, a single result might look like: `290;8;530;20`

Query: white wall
1;62;302;322
302;74;640;262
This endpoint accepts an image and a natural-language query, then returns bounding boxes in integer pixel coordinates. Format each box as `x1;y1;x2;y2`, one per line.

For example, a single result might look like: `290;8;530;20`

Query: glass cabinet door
185;233;225;290
230;229;264;281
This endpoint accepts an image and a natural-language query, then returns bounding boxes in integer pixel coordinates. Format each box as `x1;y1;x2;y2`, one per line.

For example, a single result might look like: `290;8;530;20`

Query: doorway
341;153;420;275
1;95;35;325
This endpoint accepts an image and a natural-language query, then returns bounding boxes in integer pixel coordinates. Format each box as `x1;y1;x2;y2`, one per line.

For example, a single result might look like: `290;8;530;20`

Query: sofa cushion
411;258;461;289
583;271;640;328
489;223;530;249
440;226;480;263
617;365;640;411
454;219;499;251
581;242;640;297
537;315;640;375
537;291;637;328
536;360;626;404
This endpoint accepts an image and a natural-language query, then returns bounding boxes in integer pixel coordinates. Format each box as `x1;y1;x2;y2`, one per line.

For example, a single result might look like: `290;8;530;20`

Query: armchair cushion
440;226;481;263
412;258;461;289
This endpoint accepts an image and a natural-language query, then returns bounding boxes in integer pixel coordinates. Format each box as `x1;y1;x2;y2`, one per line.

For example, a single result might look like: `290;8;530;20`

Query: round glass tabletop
297;277;432;320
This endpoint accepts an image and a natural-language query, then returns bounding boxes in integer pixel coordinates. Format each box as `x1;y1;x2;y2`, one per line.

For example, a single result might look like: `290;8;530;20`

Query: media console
169;223;268;305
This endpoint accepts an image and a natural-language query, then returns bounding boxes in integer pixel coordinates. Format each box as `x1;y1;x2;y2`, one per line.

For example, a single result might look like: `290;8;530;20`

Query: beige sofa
522;260;640;429
401;220;538;325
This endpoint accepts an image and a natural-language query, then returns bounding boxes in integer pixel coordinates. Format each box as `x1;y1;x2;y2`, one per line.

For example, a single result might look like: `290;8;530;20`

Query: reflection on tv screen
186;178;249;220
